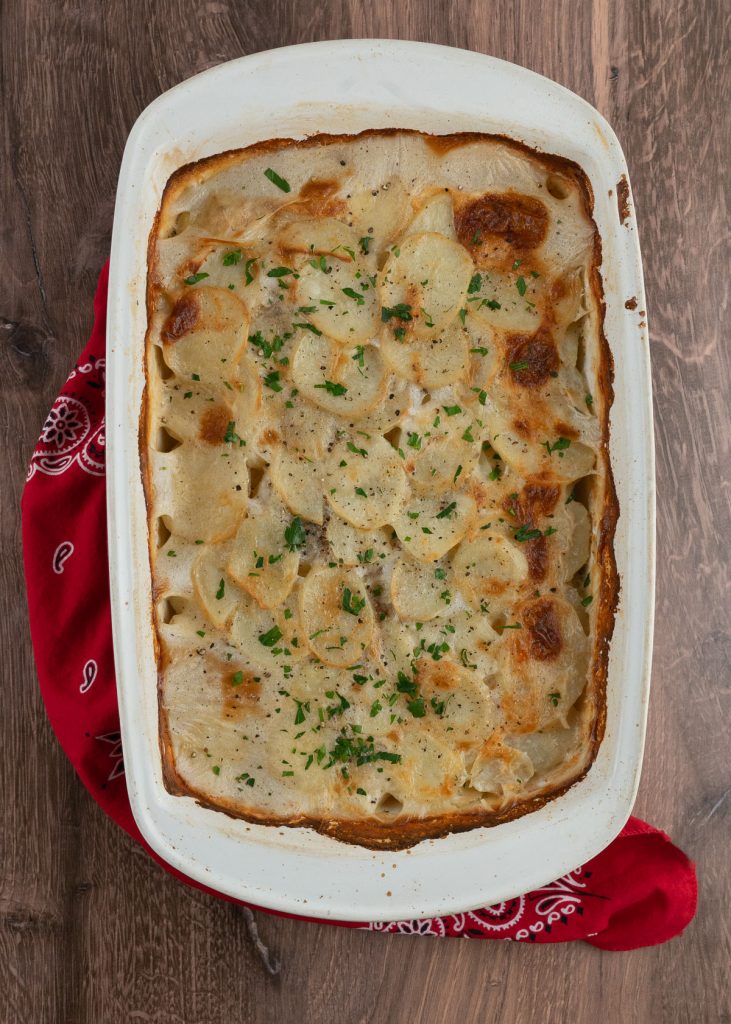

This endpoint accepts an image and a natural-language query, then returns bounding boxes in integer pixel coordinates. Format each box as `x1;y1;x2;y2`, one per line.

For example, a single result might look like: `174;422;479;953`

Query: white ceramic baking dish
106;39;653;922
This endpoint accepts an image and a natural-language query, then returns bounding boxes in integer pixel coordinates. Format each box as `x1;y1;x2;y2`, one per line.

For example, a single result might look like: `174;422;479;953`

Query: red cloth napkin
21;263;697;949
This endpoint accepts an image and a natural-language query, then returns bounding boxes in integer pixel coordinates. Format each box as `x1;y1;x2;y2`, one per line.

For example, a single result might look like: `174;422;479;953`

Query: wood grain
1;0;729;1021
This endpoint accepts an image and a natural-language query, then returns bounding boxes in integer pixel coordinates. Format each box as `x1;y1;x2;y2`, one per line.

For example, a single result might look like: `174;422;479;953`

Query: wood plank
1;0;728;1021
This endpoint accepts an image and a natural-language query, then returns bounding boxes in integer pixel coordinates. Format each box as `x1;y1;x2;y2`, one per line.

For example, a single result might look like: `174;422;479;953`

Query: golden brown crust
145;128;620;851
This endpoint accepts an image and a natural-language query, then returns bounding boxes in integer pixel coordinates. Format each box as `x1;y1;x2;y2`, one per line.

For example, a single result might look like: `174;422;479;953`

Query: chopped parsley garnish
166;550;176;557
453;464;463;483
407;696;427;718
434;567;447;580
459;308;467;325
346;441;368;458
436;501;457;519
460;648;477;669
244;257;257;285
258;625;283;647
484;299;501;310
467;273;482;294
264;167;291;192
381;303;413;323
314;380;348;396
212;765;221;775
471;346;489;356
342;587;366;616
548;691;560;706
328;734;401;767
248;330;284;359
581;595;594;607
223;421;244;445
514;524;542;542
461;426;475;442
357;548;374;564
516;276;527;296
443;404;462;416
293;321;322;336
510;360;529;371
406;432;422;450
184;272;209;285
489;464;502;481
232;671;244;685
267;266;296;278
359;236;372;254
294;700;310;725
222;250;242;266
369;700;382;718
352;345;365;368
284;517;307;551
354;486;367;497
396;672;418;697
585;393;594;408
215;578;225;600
543;437;572;455
342;287;364;304
263;369;283;392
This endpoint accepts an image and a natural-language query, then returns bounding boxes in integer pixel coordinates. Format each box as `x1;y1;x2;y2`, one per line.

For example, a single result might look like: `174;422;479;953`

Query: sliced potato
470;732;535;794
406;428;480;495
486;406;596;482
277;394;338;459
326;517;394;566
227;502;300;609
270;447;324;524
230;593;299;671
379;232;473;338
161;287;248;390
348;179;410;251
294;256;378;342
451;530;528;606
291;333;386;418
404;192;456;239
494;595;590;732
392;490;476;562
435;608;500;677
273;586;309;662
154;380;235;447
552;500;591;582
159;443;248;543
191;542;241;629
390;557;449;621
348;377;410;435
380;320;470;388
325;435;408;529
278;217;360;260
300;567;375;667
468;270;544;334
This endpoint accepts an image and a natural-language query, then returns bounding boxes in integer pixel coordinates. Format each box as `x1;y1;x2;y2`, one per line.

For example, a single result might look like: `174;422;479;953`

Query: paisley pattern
27;357;106;480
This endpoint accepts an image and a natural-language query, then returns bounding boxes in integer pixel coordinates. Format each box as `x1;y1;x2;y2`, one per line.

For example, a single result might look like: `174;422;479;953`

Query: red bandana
21;263;696;949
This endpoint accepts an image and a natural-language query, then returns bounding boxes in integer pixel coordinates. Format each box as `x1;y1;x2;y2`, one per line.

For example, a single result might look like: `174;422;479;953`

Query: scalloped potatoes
144;129;617;850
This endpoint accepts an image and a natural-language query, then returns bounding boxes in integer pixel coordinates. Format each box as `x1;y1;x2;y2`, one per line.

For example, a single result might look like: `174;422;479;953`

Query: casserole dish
107;39;653;921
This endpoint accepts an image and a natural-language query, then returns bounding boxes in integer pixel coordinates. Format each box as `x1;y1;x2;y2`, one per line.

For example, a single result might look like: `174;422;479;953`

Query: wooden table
2;1;728;1021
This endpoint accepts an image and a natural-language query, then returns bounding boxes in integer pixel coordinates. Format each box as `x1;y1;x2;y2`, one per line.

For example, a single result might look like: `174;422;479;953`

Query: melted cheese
145;130;615;849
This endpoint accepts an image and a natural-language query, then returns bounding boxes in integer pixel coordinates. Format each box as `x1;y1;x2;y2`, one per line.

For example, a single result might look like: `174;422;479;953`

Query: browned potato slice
161;286;248;390
379;232;473;338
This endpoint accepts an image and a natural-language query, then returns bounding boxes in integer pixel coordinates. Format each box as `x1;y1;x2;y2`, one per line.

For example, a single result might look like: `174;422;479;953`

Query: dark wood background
2;1;729;1021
